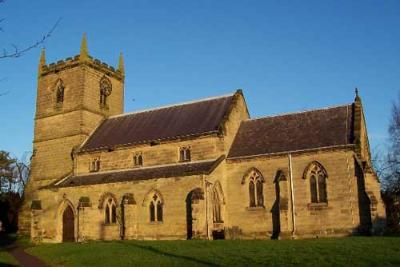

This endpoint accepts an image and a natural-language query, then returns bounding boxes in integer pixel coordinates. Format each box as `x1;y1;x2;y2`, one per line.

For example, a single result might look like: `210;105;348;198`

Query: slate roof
49;156;224;188
80;93;236;152
227;104;355;158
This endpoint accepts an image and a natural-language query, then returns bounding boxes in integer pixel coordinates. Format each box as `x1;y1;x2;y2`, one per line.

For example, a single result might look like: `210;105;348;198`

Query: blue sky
0;0;399;159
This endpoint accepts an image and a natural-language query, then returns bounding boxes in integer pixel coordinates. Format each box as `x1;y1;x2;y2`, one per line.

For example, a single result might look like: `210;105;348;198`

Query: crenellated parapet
38;33;124;81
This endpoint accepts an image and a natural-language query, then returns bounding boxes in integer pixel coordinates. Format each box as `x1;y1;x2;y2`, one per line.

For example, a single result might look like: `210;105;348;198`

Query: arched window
56;80;64;104
99;76;112;107
245;169;264;208
104;198;117;224
133;153;143;167
304;162;328;204
149;193;163;222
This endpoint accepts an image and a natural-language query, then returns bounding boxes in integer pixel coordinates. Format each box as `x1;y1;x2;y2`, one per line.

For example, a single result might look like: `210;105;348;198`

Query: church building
19;35;386;242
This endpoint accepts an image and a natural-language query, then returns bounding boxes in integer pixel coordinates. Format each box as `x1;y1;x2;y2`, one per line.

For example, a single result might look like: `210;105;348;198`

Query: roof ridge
247;103;353;122
109;91;236;119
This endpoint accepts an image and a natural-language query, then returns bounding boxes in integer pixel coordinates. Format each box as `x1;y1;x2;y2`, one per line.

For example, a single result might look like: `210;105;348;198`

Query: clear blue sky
0;0;399;159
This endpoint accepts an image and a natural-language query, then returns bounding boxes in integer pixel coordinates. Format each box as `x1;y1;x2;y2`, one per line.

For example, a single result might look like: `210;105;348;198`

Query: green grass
0;250;19;266
25;237;400;267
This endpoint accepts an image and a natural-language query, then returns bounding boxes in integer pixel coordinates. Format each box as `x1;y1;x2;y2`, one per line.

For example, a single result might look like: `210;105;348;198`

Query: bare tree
380;93;400;193
0;151;30;196
0;1;61;59
0;150;15;193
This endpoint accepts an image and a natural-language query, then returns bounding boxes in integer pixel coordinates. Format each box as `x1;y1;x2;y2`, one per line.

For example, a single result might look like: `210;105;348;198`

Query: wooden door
62;206;75;242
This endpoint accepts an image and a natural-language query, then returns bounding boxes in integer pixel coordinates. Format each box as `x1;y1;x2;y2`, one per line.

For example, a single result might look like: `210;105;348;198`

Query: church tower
19;34;125;233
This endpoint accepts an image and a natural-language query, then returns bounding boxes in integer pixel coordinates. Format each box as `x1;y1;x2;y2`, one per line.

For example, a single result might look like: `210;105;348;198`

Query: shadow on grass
0;233;19;267
124;242;220;267
0;232;18;249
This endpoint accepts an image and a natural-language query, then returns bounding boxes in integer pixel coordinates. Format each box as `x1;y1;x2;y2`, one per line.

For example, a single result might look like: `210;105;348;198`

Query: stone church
19;35;386;242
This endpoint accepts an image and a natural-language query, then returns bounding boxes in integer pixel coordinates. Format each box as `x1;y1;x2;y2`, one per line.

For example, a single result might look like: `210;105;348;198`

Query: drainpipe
288;154;296;238
77;206;80;242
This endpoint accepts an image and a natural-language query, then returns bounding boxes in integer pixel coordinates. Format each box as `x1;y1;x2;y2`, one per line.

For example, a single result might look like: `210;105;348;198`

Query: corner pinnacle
118;52;125;75
80;33;89;61
38;48;46;77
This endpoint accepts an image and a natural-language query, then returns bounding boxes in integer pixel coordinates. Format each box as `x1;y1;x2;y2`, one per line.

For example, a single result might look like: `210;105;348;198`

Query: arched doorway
62;205;75;242
186;188;204;240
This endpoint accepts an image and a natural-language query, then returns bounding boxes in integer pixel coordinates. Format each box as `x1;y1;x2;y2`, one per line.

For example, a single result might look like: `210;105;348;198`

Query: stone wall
76;135;221;174
31;174;204;242
225;148;378;239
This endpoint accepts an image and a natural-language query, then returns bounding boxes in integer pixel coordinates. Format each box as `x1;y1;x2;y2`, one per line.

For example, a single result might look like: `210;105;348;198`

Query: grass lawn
0;233;19;266
0;250;19;266
25;237;400;267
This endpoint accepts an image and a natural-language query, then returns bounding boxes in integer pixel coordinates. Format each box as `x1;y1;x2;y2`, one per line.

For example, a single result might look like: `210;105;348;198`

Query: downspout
288;154;296;238
77;206;80;242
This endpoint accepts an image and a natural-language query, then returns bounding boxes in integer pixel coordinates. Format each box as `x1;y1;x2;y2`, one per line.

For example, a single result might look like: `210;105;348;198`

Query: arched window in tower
304;161;328;204
55;79;65;104
99;76;112;108
104;197;117;224
149;193;163;222
244;168;264;208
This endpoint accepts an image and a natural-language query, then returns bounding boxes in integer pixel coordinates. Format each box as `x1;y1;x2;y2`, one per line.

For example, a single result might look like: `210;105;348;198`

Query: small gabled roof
80;92;240;152
227;104;355;158
47;156;225;188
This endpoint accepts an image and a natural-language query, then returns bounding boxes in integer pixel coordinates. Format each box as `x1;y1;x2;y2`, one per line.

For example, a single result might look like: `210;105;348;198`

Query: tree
0;150;29;196
0;0;60;59
0;150;15;193
0;151;30;232
380;94;400;193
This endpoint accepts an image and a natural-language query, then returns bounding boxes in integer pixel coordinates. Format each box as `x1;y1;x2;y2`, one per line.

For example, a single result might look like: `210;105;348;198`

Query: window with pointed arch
55;79;65;104
149;193;163;222
104;197;117;224
99;76;112;108
304;162;328;204
247;170;264;208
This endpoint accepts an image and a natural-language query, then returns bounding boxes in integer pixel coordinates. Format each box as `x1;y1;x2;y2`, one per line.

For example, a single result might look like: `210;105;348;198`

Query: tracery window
104;197;117;224
133;153;143;167
179;147;191;162
149;193;163;222
99;76;112;108
246;169;264;207
55;79;64;104
90;158;101;172
304;162;328;204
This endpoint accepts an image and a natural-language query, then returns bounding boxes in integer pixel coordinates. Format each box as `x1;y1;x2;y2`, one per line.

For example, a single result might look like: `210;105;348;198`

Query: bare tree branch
0;17;61;59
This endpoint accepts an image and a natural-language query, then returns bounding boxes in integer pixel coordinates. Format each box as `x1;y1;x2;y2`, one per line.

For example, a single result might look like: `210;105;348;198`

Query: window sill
149;221;163;225
307;203;328;210
103;223;118;227
246;206;265;211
